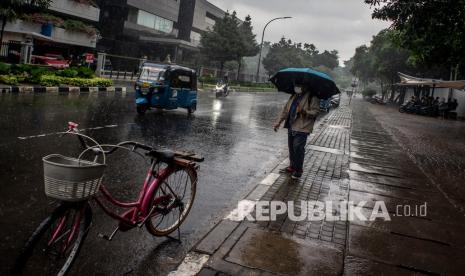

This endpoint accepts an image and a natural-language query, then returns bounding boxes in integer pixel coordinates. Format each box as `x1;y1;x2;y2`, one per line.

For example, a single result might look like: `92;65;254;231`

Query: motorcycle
331;94;340;108
214;82;229;98
367;96;386;105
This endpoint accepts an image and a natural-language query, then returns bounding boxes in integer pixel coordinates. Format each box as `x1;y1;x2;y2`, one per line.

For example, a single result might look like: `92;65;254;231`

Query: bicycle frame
47;159;176;253
93;160;176;228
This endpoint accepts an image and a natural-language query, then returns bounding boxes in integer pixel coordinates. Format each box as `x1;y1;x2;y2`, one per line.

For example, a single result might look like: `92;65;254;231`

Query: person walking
273;85;320;179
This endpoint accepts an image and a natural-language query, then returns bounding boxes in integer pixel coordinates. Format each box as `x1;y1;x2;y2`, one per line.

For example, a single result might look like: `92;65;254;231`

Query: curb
0;86;126;94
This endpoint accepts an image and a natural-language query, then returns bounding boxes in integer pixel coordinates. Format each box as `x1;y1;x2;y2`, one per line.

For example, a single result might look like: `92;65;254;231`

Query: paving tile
225;228;343;276
344;255;419;276
347;224;465;275
195;220;239;255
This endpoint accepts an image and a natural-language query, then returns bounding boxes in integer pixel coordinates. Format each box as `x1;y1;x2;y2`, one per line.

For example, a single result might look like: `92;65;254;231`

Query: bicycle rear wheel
145;165;197;236
12;203;92;276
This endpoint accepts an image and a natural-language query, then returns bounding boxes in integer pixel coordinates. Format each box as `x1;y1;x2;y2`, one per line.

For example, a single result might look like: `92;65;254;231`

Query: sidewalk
174;98;465;276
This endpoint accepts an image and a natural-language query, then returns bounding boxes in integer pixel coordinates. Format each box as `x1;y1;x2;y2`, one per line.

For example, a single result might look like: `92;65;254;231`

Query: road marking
260;172;280;186
168;252;209;276
17;124;119;140
224;199;256;221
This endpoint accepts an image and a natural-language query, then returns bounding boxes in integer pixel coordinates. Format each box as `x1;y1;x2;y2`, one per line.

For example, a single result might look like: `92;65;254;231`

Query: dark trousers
288;131;308;172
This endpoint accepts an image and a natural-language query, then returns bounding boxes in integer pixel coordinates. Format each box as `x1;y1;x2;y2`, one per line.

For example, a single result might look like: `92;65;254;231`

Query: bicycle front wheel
12;203;92;276
145;166;197;236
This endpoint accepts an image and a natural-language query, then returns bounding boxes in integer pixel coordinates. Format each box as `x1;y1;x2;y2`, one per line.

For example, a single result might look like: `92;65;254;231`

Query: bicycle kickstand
167;226;181;242
98;226;119;241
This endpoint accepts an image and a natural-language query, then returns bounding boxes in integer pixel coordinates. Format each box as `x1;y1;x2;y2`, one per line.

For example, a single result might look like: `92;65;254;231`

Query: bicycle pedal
98;233;111;241
98;226;119;241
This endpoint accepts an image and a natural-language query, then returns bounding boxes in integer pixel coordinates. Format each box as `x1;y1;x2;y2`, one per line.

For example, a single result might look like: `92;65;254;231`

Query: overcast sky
207;0;390;64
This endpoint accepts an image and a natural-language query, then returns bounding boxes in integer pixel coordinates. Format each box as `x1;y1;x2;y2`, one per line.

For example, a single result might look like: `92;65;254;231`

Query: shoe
291;171;303;180
279;167;295;174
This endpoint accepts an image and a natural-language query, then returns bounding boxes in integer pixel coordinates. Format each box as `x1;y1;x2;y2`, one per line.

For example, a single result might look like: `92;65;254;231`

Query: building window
190;31;201;44
205;16;216;28
137;10;173;34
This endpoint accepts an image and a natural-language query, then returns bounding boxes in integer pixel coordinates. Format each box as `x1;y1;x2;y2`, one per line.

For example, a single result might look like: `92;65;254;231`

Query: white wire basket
43;155;106;201
43;132;106;202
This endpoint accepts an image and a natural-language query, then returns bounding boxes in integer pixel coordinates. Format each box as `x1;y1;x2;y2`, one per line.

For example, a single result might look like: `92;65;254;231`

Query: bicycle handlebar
66;122;153;156
64;122;204;163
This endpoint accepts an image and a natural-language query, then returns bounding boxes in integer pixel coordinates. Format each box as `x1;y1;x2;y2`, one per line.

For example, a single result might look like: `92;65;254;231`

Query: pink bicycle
12;122;203;276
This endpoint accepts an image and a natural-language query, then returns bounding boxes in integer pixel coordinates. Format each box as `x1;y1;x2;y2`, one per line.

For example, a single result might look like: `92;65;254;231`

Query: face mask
295;86;303;94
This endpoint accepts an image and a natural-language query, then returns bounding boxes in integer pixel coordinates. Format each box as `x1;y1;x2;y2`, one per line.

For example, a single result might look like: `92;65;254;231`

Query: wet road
0;91;289;275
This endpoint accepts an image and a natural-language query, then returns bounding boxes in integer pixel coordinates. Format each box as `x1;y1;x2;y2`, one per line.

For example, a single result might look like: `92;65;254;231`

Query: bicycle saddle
148;149;175;162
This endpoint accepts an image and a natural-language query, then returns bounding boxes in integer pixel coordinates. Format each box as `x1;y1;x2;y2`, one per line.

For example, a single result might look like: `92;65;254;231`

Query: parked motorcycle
331;94;340;108
367;96;386;105
399;101;438;116
399;102;414;113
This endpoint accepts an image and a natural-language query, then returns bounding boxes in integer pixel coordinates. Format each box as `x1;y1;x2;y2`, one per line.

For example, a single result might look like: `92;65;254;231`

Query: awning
397;72;465;90
5;29;55;42
30;32;55;42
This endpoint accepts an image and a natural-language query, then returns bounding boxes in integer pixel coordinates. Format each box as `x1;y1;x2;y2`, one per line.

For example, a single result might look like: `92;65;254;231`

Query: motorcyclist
222;75;229;95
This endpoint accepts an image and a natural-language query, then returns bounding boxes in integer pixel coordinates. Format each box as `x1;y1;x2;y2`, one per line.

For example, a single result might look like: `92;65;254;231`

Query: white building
1;0;100;63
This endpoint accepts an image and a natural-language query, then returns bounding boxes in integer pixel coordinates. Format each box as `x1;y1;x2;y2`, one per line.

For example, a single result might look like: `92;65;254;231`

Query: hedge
39;75;113;87
0;62;110;87
0;75;19;85
362;88;377;98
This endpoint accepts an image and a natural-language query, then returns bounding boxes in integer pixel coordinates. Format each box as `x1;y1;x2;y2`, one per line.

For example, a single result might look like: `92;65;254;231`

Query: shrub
76;66;95;78
39;75;62;86
362;88;377;98
63;19;98;36
72;0;98;7
39;75;113;87
28;67;53;83
10;64;36;74
0;75;19;85
0;63;10;75
22;13;64;26
56;68;78;78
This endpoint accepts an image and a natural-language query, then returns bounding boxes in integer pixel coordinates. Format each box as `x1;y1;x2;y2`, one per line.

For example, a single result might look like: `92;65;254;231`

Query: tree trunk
236;59;242;82
380;81;384;99
389;79;396;102
219;61;224;78
454;64;459;80
0;16;7;44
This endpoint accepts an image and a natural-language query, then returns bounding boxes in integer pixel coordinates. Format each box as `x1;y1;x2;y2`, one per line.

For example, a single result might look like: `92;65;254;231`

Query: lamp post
255;16;292;82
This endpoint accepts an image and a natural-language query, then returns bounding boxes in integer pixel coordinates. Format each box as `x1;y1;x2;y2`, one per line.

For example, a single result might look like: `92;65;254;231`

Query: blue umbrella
270;68;340;99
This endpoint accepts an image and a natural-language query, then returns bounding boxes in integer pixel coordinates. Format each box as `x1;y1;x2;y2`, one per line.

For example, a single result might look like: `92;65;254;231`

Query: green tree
200;11;242;73
350;45;374;84
365;0;465;79
312;50;339;70
263;37;340;75
1;0;52;43
349;29;412;99
236;15;259;79
369;29;410;99
200;12;259;77
262;37;310;74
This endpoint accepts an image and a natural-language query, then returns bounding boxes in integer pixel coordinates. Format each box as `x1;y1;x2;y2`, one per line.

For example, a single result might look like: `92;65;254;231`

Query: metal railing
99;70;138;81
0;41;22;63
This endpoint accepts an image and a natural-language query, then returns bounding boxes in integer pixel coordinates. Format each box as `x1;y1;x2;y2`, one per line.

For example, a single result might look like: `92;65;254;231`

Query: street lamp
255;16;292;82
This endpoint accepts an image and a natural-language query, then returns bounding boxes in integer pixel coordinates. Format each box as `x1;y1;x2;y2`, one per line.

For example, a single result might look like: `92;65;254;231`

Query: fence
0;41;22;63
95;53;270;83
199;67;269;83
